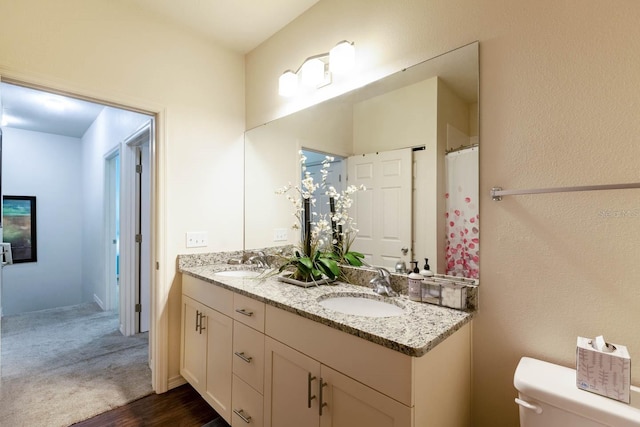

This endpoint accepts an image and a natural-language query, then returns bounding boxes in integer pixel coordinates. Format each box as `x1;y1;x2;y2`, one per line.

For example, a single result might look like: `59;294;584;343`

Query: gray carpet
0;302;153;426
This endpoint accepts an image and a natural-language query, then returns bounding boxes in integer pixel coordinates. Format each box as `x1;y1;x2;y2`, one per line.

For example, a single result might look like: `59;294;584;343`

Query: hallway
0;302;151;426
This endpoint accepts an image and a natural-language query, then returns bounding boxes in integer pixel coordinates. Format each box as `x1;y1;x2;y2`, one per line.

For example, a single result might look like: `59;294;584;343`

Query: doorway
0;80;154;347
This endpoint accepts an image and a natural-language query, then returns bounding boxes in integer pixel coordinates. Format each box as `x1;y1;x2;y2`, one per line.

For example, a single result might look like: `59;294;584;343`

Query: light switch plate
273;228;288;242
186;232;208;248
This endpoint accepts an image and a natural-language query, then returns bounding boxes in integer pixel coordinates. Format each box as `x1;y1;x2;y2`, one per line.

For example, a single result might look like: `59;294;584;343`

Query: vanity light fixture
300;55;326;87
329;40;355;74
278;40;355;97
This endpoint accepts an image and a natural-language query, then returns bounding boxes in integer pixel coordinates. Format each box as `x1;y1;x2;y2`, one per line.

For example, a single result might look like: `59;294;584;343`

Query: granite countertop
180;264;474;358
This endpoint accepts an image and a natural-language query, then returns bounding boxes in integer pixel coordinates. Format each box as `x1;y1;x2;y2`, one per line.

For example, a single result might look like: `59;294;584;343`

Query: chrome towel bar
491;182;640;201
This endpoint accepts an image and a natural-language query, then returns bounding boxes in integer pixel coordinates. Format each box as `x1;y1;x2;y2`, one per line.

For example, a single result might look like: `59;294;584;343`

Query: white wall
2;128;83;315
80;106;150;308
246;1;640;425
0;0;246;390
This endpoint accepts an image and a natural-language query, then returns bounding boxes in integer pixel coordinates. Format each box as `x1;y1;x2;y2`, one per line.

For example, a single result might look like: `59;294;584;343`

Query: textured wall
0;0;246;389
246;1;640;425
2;129;83;314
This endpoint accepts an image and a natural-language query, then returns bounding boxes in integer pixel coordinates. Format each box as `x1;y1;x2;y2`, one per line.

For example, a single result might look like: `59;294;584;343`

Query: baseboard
93;294;105;310
167;375;187;390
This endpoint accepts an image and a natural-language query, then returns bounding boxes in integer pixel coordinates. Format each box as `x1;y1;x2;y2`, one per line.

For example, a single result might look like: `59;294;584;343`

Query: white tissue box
576;336;631;403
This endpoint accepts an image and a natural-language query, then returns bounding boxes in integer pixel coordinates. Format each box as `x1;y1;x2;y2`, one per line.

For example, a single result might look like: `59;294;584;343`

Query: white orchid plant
274;152;365;282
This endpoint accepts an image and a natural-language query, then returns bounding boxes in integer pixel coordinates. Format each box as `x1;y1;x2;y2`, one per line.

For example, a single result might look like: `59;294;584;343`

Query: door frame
104;146;120;312
121;122;152;336
0;71;168;393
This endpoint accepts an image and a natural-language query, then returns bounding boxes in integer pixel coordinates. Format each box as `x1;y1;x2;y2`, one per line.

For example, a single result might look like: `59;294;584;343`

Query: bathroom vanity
179;262;474;427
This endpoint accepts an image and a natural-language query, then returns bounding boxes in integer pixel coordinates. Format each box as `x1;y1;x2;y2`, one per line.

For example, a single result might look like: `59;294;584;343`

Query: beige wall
246;1;640;425
0;0;246;388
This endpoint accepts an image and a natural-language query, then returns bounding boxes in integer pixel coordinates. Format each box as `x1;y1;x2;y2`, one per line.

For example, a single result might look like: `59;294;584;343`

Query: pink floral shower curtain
445;146;479;279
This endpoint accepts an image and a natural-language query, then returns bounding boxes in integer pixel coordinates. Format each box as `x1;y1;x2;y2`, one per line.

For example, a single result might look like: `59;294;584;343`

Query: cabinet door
319;365;411;427
264;337;320;427
203;306;233;423
181;296;207;393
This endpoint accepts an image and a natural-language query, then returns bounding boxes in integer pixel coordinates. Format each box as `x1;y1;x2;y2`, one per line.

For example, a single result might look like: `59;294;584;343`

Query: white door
120;122;152;336
347;149;412;269
136;143;151;333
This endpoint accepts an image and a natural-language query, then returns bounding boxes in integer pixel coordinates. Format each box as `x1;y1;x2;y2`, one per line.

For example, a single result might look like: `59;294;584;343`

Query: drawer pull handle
235;308;254;317
233;408;252;423
234;351;253;363
307;373;317;408
319;378;328;416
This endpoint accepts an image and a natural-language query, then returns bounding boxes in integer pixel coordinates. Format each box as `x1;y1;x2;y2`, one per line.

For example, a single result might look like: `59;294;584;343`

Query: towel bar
491;182;640;201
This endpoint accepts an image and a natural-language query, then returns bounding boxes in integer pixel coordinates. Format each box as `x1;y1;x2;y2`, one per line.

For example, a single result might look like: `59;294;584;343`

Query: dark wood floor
71;383;228;427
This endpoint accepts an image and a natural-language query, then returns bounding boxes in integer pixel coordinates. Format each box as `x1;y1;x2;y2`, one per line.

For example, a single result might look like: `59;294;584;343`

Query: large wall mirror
244;41;479;279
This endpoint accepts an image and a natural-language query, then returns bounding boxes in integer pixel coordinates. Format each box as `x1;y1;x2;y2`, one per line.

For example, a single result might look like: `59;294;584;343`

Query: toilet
514;357;640;426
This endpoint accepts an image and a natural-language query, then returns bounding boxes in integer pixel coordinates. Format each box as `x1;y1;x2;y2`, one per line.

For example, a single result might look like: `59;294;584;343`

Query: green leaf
344;252;364;266
298;257;313;270
318;257;340;278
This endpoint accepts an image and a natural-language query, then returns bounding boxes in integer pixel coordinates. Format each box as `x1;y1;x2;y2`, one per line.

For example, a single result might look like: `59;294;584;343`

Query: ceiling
0;0;320;138
0;83;106;138
128;0;320;54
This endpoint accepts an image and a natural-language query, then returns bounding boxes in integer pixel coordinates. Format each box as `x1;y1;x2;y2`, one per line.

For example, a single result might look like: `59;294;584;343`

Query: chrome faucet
369;267;398;297
247;251;270;268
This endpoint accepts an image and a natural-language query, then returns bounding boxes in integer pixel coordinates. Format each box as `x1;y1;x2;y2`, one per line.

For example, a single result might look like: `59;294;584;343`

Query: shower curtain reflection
444;146;479;278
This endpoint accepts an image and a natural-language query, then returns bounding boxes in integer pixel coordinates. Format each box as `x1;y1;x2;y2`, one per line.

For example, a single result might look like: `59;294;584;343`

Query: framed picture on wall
2;196;37;263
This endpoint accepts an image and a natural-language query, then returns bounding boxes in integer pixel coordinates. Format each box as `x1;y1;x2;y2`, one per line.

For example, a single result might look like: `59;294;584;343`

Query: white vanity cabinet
181;275;234;423
181;274;472;427
264;305;472;427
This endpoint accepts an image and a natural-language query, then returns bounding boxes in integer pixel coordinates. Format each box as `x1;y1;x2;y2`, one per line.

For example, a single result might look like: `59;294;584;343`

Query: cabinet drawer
233;293;265;332
183;274;233;316
232;375;264;427
233;321;265;393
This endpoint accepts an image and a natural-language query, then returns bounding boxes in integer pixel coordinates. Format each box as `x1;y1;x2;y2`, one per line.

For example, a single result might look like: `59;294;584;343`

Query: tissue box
576;336;631;403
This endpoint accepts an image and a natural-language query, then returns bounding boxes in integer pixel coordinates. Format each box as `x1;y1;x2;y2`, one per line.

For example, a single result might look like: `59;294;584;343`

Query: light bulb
329;41;355;74
278;70;298;97
300;58;325;87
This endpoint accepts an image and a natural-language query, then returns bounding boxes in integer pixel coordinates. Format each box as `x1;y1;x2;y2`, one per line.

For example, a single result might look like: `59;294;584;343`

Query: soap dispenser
420;258;434;277
410;261;419;273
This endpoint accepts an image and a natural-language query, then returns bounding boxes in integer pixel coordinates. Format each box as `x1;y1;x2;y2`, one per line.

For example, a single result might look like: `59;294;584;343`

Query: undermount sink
213;270;262;278
318;294;405;318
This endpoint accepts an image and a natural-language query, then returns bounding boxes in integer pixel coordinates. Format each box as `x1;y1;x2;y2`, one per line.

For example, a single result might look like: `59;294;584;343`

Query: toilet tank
514;357;640;427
